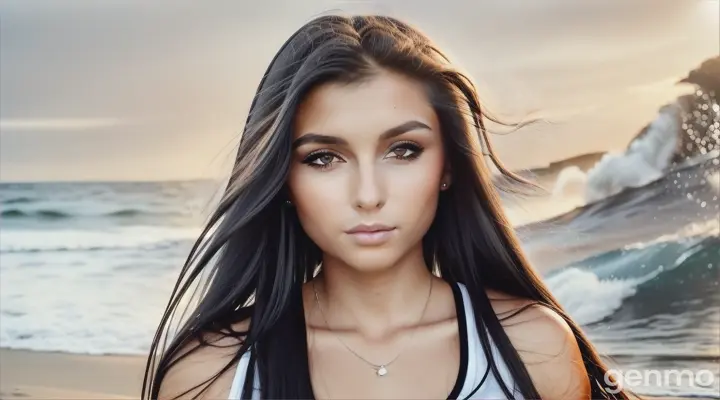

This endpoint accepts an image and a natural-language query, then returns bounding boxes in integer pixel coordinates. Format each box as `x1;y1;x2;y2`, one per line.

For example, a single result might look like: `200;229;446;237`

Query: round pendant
377;366;388;377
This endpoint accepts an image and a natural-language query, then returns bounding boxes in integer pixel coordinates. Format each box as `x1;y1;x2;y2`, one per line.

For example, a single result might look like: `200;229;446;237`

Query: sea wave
551;87;719;206
1;209;71;219
2;196;36;205
584;104;683;203
624;219;720;250
0;226;201;253
522;158;719;231
546;223;719;326
0;207;182;220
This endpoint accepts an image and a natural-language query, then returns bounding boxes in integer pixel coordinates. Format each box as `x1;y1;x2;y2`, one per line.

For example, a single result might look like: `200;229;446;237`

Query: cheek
287;167;345;245
387;154;444;223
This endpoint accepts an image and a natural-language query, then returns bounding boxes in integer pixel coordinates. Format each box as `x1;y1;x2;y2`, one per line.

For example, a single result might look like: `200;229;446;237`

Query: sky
0;0;718;182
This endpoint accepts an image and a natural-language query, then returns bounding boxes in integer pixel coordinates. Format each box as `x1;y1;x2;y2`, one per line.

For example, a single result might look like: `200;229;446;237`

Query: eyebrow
292;120;431;149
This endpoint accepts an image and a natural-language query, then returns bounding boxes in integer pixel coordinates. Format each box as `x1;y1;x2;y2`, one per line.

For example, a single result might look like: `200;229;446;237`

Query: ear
283;185;295;205
440;164;452;191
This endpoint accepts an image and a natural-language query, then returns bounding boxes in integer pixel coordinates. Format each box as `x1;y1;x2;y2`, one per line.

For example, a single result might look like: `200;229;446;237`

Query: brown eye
385;142;423;160
393;148;410;157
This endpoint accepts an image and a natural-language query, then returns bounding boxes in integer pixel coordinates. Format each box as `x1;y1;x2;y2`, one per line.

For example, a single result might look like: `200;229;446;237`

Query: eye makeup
299;140;426;171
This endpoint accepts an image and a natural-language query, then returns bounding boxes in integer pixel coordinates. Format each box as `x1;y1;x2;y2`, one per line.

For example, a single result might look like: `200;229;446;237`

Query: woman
143;15;631;399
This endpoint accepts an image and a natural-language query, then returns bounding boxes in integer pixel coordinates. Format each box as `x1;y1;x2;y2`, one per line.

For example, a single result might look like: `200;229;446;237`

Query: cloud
0;118;124;132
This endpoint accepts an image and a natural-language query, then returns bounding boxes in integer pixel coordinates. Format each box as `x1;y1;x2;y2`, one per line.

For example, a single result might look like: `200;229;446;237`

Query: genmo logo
603;368;716;394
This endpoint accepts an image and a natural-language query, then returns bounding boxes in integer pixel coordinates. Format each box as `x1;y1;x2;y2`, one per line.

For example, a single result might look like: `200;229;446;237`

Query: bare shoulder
157;320;250;400
486;289;591;400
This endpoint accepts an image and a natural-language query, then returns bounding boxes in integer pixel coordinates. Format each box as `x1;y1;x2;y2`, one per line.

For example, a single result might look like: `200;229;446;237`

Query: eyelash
388;141;424;161
301;141;425;170
302;151;342;170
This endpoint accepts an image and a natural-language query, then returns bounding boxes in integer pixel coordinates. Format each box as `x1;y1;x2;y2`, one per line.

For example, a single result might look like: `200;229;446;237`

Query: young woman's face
288;70;450;272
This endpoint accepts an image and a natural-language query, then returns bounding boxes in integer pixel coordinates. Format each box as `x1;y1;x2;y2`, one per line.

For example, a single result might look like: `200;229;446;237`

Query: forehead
294;70;437;139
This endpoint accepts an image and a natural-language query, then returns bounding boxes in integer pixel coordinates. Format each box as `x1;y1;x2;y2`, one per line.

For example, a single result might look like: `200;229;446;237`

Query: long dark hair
143;15;630;399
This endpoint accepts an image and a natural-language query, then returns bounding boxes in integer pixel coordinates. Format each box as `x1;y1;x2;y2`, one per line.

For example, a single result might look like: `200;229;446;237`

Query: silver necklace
312;276;433;377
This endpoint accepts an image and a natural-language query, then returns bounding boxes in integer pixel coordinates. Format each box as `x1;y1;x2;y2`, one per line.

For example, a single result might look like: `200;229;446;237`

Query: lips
345;224;397;246
346;223;395;234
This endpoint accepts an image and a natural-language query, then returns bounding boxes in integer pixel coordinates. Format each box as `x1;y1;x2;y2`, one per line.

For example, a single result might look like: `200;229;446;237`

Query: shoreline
1;347;716;400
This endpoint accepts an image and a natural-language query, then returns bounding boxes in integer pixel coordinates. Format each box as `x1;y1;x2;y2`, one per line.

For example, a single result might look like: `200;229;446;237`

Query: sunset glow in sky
1;0;718;181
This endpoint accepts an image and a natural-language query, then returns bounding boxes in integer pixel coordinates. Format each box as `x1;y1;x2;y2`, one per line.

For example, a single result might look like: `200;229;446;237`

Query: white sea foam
0;249;181;355
585;104;681;203
552;104;682;205
545;267;658;326
552;165;588;198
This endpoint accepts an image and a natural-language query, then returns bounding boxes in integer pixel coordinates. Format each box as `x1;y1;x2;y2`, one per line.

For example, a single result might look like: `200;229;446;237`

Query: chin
337;248;404;273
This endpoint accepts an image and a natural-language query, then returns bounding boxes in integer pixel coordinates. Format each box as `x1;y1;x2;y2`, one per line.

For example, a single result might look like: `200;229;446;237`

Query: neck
312;246;434;339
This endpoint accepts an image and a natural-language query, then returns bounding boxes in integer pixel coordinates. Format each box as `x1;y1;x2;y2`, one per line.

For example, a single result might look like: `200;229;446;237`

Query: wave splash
552;88;720;205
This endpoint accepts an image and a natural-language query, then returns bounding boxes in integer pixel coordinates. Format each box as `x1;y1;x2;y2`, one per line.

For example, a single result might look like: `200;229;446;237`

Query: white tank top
227;283;521;399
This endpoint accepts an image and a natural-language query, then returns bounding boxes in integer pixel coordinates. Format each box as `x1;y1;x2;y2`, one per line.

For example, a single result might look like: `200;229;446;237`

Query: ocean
1;101;719;397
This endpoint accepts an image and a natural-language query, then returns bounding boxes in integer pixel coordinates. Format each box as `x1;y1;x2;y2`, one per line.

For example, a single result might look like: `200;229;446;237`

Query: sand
0;347;714;399
0;348;145;399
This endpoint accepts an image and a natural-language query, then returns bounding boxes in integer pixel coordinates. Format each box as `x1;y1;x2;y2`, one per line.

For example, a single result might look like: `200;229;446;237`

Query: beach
0;348;143;399
1;348;716;400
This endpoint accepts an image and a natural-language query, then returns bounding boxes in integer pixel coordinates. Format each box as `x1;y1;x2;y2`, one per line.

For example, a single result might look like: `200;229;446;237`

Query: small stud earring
441;183;448;189
285;200;292;206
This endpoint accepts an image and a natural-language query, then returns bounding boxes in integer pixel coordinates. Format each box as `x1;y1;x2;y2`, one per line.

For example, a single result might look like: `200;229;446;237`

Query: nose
352;161;386;210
